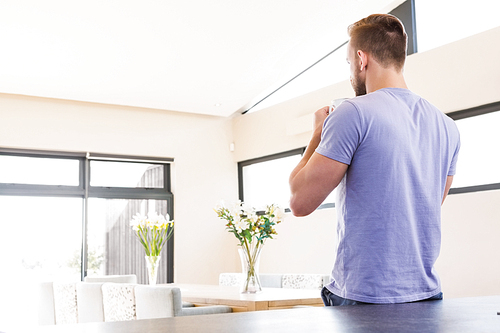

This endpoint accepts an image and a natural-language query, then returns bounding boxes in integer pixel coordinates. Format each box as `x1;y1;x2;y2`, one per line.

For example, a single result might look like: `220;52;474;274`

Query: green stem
242;238;261;291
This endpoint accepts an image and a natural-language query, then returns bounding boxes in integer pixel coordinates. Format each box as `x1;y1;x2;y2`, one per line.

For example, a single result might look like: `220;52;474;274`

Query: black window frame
447;101;500;195
0;148;175;282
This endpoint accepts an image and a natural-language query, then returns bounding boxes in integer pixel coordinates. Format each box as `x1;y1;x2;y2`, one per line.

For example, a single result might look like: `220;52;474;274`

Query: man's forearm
290;106;329;187
289;132;321;184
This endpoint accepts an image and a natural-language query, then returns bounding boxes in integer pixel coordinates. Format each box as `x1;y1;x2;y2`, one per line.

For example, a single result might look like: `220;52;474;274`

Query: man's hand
313;106;331;136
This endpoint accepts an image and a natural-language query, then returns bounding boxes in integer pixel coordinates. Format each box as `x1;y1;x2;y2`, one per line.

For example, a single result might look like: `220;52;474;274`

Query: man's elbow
289;197;315;217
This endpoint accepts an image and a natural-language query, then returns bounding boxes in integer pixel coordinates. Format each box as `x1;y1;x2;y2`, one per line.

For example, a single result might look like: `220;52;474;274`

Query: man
289;14;460;305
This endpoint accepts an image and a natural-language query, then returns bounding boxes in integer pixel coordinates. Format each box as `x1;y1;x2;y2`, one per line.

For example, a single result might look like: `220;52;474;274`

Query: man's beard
351;70;367;96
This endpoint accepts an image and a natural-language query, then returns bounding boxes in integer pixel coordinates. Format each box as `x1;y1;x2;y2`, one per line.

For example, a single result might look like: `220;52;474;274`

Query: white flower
157;214;167;224
215;200;226;211
234;219;249;232
130;213;147;230
131;211;175;256
230;201;242;217
248;212;258;223
273;207;285;222
242;202;254;216
159;214;173;228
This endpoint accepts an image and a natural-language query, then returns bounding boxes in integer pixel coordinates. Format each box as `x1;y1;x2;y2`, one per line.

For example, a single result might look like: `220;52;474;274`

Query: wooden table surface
172;283;324;311
21;295;500;333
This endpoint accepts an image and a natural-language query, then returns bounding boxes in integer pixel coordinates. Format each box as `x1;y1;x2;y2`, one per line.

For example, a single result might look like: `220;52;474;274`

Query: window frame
0;148;86;197
238;148;337;212
238;148;304;212
446;101;500;195
0;148;175;282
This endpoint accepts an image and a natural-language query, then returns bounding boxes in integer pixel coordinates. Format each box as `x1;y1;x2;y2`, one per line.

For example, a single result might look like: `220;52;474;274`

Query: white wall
232;26;500;297
438;190;500;298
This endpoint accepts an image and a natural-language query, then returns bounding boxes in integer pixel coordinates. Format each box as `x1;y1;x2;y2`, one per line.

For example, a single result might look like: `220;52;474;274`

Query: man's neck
365;66;408;94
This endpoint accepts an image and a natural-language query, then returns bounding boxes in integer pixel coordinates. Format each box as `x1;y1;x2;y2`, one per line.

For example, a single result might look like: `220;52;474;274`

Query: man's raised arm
289;106;348;216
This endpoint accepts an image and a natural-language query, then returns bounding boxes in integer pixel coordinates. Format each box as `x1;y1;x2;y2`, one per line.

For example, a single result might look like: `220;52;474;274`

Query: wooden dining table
171;283;324;312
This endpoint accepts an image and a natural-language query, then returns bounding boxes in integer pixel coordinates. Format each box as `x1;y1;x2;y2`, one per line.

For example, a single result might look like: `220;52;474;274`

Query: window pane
87;198;171;284
90;161;164;188
242;153;336;210
241;154;303;210
416;0;500;53
452;110;500;188
0;196;82;330
0;155;79;186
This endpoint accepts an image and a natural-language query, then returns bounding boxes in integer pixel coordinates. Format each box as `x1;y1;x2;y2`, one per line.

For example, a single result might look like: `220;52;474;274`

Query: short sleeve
315;101;362;165
447;131;461;176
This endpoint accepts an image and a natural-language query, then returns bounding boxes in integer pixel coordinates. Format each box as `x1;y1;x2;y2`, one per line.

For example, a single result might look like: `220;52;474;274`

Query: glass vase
238;243;263;293
145;255;161;285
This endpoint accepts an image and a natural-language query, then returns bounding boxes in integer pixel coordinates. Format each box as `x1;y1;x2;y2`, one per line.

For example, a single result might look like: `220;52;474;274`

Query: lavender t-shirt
316;88;460;303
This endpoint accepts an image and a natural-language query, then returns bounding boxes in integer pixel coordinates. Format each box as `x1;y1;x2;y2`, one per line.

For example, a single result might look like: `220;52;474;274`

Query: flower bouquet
130;212;174;284
214;201;284;293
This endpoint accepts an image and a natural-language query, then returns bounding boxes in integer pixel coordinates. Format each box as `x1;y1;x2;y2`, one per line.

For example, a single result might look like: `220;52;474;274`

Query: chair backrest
258;274;283;288
38;282;56;325
102;283;181;321
76;282;105;323
322;274;331;287
84;274;137;284
218;273;243;286
282;274;325;290
135;284;177;319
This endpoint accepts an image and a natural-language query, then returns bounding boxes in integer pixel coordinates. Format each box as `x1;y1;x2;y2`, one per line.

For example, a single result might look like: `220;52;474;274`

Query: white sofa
39;282;232;325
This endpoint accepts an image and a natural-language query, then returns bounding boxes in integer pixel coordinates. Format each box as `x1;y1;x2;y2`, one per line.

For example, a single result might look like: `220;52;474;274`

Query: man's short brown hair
348;14;407;71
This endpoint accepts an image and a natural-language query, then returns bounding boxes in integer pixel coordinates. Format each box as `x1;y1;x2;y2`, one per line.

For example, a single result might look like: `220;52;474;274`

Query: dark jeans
321;287;443;306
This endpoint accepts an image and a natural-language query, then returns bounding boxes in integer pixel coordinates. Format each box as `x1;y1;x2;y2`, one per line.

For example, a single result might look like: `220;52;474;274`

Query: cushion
101;283;136;322
282;274;324;290
53;282;78;324
218;273;243;286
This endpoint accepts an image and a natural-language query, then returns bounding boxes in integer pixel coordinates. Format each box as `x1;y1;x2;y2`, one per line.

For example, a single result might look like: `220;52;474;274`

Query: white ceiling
0;0;402;117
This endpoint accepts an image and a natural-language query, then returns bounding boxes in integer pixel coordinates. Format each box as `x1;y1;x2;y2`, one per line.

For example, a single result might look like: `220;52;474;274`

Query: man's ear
357;50;368;71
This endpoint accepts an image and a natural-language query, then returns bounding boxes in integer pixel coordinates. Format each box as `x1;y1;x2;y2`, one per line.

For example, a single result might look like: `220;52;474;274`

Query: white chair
38;282;232;325
77;282;106;323
84;274;193;307
259;274;283;288
282;274;326;290
322;274;331;287
38;282;56;325
219;273;283;288
101;283;232;320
